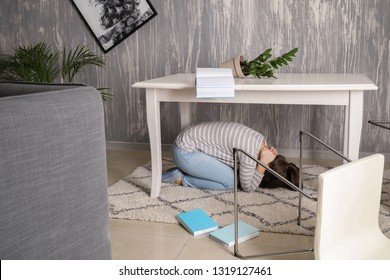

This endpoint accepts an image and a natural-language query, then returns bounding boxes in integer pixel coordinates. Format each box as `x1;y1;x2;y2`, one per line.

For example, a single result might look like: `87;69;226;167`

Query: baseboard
106;141;390;162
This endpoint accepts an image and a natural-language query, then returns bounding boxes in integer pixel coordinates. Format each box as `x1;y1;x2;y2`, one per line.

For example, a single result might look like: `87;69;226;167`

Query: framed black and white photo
72;0;157;52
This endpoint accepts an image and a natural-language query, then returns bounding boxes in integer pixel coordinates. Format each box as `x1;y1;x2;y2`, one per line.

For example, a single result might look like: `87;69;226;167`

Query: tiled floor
107;149;320;260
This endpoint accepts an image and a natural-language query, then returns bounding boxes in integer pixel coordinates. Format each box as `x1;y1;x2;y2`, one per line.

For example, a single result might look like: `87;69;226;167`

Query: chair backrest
314;154;385;259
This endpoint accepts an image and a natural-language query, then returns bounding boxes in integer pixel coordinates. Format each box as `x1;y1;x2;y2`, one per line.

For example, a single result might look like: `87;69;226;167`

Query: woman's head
259;155;299;190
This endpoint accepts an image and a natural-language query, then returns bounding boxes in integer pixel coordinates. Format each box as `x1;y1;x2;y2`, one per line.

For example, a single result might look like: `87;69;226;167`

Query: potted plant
0;42;112;101
221;47;298;78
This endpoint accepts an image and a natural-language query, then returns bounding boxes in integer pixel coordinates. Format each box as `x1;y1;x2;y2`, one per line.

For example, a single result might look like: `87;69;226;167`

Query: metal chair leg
233;148;315;259
368;120;390;131
297;131;351;226
233;130;352;259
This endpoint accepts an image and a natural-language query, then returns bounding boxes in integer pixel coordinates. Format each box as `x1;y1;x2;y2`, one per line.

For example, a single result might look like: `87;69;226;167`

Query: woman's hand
269;146;279;156
257;144;278;174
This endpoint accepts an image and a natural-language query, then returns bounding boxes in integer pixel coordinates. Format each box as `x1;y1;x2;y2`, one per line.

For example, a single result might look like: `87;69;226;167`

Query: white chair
315;154;390;259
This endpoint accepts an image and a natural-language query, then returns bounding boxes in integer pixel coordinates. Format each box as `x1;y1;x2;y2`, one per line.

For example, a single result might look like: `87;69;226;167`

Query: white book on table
196;68;235;98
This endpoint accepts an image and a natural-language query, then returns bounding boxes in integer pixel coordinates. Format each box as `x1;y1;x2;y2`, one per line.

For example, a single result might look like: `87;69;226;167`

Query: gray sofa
0;82;111;259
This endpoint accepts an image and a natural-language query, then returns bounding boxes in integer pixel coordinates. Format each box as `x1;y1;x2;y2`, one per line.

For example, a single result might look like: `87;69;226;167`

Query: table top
132;73;378;91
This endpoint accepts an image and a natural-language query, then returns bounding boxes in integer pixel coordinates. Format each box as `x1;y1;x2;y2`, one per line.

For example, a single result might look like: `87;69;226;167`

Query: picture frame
72;0;157;53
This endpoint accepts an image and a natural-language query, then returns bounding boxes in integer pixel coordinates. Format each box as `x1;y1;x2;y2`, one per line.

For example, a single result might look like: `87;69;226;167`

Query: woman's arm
239;156;264;192
239;144;278;192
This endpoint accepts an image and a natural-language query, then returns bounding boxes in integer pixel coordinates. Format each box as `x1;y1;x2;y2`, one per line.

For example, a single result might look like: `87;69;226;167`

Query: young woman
162;121;299;192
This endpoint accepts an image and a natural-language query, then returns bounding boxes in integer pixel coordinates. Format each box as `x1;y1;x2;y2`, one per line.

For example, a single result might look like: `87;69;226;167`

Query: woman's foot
162;167;184;185
174;178;183;186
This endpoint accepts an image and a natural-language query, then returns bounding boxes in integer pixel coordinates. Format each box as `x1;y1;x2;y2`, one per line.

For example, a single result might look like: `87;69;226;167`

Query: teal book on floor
176;208;219;236
209;221;259;247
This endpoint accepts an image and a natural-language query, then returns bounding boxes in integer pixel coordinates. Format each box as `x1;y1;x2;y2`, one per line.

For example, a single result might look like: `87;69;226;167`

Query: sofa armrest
0;83;111;259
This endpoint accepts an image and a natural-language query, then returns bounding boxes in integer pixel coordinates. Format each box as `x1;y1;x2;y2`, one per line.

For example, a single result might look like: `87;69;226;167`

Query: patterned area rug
108;159;390;237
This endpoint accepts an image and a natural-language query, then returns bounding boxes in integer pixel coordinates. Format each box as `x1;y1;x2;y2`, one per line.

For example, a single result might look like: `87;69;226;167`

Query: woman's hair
259;155;299;190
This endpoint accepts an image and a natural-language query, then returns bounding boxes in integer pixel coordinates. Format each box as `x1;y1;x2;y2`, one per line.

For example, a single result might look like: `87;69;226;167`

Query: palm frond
61;45;105;83
1;43;111;102
0;54;11;80
97;87;113;102
1;43;61;83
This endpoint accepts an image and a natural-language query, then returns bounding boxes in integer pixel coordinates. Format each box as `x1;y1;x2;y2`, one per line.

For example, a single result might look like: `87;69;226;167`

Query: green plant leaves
240;47;298;78
97;87;113;102
255;48;272;62
0;43;61;83
61;45;105;83
0;42;111;101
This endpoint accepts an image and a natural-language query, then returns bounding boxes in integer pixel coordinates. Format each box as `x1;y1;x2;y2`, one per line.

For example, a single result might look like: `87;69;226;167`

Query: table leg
179;102;191;130
146;89;162;197
344;91;364;161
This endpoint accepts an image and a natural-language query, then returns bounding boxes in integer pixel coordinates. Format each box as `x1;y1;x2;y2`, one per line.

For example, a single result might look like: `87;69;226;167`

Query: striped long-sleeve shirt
175;122;265;192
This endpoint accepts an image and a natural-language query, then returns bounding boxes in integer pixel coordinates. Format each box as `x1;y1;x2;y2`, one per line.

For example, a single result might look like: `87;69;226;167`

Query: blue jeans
172;143;234;190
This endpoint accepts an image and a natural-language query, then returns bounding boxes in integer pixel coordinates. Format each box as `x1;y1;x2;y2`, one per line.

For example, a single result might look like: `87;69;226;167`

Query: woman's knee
222;176;234;190
220;168;234;189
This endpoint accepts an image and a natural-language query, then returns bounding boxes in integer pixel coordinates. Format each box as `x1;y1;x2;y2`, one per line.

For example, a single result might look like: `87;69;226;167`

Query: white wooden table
132;73;377;197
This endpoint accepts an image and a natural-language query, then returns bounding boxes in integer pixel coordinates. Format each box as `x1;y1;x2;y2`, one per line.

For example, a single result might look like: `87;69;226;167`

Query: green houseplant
0;42;111;101
221;47;298;78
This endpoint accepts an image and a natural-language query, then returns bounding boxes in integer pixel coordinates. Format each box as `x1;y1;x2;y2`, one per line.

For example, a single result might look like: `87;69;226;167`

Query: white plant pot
220;54;246;78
